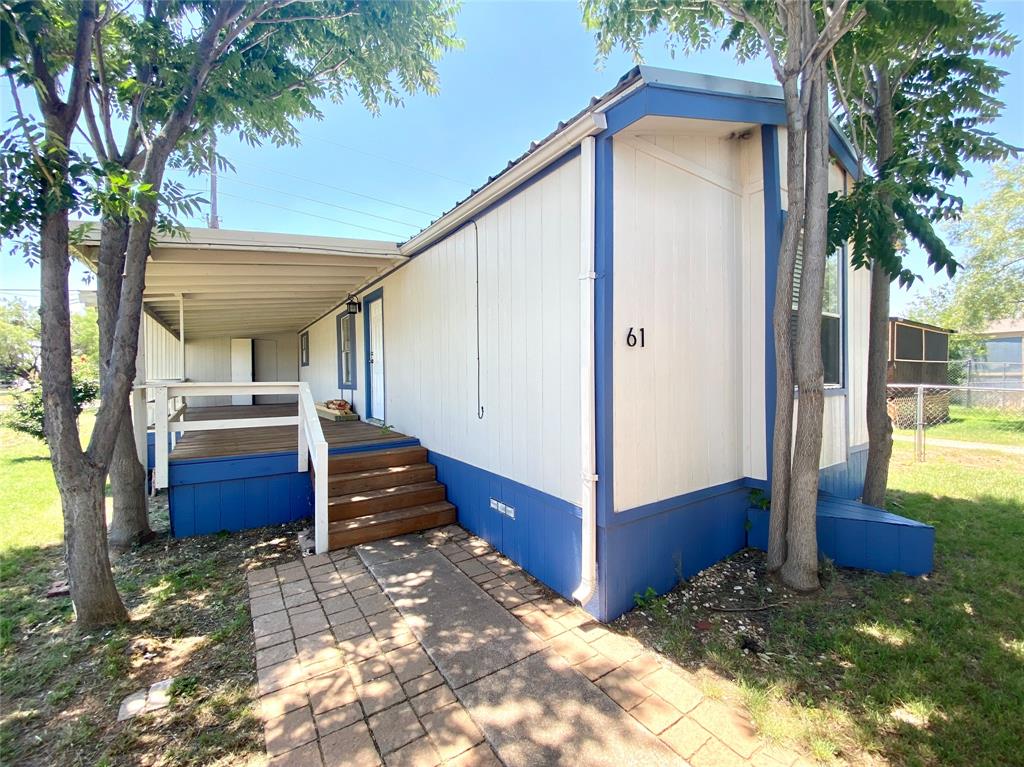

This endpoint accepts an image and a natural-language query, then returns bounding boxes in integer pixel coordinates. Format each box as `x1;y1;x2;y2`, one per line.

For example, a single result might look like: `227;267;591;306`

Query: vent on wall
489;498;516;520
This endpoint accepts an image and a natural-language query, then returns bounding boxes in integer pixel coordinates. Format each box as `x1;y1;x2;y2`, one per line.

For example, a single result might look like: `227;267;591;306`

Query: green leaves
828;0;1017;291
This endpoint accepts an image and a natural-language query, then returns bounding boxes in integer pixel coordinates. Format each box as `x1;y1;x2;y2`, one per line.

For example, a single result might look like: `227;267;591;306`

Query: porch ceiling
73;226;403;338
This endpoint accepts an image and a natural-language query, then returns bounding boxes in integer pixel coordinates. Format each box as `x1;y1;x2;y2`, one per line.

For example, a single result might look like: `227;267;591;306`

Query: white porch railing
141;381;330;554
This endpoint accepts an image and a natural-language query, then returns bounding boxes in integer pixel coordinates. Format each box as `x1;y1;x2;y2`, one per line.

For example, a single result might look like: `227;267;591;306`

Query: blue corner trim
829;130;861;182
362;287;384;420
761;125;781;486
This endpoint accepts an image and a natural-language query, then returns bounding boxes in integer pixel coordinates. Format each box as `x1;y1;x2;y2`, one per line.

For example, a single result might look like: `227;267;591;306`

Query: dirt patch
0;494;306;767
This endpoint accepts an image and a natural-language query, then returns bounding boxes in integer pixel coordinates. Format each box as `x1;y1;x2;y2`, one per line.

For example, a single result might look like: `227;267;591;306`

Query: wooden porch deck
168;404;410;462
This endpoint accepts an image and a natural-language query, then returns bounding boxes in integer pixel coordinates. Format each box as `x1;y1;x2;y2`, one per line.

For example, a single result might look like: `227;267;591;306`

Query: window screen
337;312;356;389
924;330;948;362
895;324;923;361
790;232;844;387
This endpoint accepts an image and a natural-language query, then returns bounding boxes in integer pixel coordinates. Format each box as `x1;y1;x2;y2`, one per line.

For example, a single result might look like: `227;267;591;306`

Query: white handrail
298;382;329;554
142;380;331;555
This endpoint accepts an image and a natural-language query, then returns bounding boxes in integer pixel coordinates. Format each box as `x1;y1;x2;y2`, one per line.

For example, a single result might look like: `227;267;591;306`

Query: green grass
0;415;301;767
0;413;94;553
896;404;1024;446
624;441;1024;766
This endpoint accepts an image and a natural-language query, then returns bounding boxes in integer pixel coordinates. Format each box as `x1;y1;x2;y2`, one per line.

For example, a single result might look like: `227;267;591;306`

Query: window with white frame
791;240;844;387
337;312;355;389
300;331;310;367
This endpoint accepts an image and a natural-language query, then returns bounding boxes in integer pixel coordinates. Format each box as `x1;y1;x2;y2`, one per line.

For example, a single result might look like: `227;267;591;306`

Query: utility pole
208;132;220;229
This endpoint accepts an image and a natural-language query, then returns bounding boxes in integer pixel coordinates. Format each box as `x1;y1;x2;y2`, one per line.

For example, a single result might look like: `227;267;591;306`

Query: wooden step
328;463;436;494
328;502;456;550
327;481;446;522
327;445;428;473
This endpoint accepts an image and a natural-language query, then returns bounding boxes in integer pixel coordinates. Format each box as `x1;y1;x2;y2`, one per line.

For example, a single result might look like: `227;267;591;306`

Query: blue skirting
598;482;751;621
166;438;419;538
429;451;583;603
746;495;934;576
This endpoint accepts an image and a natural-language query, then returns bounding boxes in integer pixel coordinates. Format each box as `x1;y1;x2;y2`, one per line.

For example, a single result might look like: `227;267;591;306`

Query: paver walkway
247;525;808;767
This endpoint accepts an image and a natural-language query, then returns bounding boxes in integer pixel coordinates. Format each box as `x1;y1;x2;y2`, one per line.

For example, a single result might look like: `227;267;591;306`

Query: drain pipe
573;135;599;607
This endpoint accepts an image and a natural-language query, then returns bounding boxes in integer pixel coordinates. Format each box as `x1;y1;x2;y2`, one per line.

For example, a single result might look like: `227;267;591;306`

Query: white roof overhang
72;225;403;338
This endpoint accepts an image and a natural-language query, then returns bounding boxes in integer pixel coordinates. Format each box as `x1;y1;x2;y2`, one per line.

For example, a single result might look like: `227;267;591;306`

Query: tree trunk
109;410;151;550
59;461;129;626
767;3;811;573
780;68;830;593
97;216;152;550
39;201;128;628
861;69;896;508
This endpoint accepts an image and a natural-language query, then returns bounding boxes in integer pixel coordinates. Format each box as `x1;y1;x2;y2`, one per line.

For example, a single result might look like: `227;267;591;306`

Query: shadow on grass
7;455;51;464
0;516;302;766
627;489;1024;766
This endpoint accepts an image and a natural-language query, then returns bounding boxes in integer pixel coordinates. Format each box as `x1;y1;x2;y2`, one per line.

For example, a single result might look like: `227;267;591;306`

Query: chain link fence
947;359;1024;390
887;384;1024;460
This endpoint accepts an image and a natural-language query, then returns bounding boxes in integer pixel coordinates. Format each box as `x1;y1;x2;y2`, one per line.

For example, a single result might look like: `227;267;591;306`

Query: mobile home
76;67;933;622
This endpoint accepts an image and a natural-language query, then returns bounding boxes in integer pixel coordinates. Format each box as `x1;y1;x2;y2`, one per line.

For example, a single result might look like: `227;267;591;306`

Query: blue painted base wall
168;451;312;537
747;496;934;576
599;483;751;621
166;438;419;538
820;446;869;500
429;451;583;602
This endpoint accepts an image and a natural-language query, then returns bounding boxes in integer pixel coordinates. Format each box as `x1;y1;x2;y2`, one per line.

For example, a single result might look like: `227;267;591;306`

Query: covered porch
167;403;411;462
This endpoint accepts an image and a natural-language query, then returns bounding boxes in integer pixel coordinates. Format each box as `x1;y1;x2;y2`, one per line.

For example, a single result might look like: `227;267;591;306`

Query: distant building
887;317;954;386
972;318;1024;389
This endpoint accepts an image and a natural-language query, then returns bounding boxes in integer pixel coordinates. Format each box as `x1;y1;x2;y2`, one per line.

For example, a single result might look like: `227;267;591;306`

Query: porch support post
178;293;186;379
154;385;169;489
131;314;148;464
314;441;328;554
298;392;308;472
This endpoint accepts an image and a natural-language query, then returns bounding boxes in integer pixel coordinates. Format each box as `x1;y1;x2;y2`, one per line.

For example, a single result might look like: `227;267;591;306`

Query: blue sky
2;0;1022;314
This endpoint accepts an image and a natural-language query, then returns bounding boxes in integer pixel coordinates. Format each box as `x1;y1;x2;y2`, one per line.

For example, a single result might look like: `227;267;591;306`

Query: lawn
618;440;1024;766
0;418;302;767
895;404;1024;446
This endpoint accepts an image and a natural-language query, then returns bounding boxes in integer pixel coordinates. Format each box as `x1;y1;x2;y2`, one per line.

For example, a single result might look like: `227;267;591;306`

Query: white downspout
573;135;599;607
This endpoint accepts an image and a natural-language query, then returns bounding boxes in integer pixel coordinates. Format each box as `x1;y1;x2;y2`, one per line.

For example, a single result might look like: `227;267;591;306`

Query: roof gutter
399;111;609;257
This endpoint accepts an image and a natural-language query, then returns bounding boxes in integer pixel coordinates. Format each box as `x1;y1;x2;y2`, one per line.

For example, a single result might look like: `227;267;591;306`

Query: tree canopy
827;0;1017;287
911;160;1023;342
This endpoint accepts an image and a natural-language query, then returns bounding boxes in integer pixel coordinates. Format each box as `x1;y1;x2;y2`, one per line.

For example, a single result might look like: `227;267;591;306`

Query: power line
306;135;472;187
231;159;437;217
68;138;445;222
214;191;406;238
219;176;422;230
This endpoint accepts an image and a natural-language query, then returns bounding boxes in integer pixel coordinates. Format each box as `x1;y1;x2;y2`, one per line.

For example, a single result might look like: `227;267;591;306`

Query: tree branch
81;87;111;163
6;73;56;185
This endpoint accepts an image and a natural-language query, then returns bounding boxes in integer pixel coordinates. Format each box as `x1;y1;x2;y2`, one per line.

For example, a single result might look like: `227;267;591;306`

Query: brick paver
247;526;805;766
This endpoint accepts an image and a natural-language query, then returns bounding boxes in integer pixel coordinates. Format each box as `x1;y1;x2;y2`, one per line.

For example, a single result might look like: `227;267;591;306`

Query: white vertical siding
846;258;870;447
611;132;748;511
143;313;181;381
302;157;584;506
300;313;342;402
185;337;232;407
740;133;767;481
254;333;299;404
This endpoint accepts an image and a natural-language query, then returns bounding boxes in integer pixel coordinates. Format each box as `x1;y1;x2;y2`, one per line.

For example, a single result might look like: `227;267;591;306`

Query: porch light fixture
345;295;361;314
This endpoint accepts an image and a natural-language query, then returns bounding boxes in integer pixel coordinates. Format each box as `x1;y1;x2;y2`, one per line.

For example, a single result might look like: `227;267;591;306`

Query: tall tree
910;160;1023;337
827;0;1016;506
1;0;459;627
583;0;863;590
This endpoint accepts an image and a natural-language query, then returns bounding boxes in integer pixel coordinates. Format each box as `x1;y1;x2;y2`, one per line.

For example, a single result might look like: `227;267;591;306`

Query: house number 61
626;327;645;348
